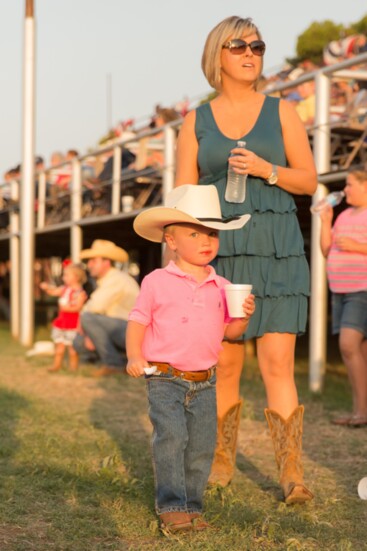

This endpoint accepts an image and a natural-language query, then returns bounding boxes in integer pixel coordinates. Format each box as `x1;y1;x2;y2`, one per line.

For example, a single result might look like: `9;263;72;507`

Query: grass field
0;323;366;550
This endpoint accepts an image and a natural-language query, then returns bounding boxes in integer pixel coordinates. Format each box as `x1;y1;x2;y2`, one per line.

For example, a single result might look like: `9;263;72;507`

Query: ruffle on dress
199;172;305;258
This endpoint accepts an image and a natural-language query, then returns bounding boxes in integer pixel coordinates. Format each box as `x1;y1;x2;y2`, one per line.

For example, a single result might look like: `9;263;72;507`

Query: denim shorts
331;291;367;337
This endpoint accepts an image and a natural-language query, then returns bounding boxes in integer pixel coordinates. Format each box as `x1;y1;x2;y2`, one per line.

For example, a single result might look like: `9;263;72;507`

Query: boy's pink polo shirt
128;261;232;371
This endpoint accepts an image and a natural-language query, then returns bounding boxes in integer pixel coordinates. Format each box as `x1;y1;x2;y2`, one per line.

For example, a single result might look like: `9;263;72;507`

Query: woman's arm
175;110;200;186
278;100;318;195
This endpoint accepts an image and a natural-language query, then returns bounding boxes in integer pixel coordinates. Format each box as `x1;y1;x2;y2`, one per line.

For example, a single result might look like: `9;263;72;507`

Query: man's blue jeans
73;312;127;367
146;371;217;514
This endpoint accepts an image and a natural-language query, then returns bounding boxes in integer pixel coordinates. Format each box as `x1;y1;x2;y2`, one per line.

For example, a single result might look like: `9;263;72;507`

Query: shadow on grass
88;376;156;514
237;335;367;545
0;388;29;463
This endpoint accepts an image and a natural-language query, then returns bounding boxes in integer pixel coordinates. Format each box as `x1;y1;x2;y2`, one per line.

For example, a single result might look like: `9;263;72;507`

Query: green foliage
296;20;344;64
350;15;367;35
295;13;367;64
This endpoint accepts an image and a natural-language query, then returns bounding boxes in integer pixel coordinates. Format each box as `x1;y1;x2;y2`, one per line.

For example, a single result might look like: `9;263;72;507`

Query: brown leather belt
148;361;216;382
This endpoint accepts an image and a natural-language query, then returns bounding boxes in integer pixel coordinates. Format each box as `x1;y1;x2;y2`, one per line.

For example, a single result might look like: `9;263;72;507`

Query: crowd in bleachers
1;34;367;233
0;104;184;230
261;33;367;128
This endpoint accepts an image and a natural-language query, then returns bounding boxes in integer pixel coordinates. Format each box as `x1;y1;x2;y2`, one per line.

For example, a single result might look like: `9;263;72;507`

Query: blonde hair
65;263;87;285
201;16;262;91
349;166;367;183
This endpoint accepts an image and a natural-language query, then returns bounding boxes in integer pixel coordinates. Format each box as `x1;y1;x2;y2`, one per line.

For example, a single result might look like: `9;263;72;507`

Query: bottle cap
357;477;367;499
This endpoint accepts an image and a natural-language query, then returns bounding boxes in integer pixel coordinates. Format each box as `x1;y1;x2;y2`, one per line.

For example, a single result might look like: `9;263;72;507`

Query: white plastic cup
357;477;367;499
225;284;253;318
121;195;134;213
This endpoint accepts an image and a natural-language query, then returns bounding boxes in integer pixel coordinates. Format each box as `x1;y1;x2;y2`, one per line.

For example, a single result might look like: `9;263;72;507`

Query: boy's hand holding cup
225;284;254;318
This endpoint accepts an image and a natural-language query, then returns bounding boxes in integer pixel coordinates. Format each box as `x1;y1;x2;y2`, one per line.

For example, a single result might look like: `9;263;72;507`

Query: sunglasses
222;39;266;57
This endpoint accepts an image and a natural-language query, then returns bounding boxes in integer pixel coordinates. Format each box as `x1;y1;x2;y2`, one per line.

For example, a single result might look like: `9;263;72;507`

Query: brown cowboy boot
208;399;243;487
265;405;314;505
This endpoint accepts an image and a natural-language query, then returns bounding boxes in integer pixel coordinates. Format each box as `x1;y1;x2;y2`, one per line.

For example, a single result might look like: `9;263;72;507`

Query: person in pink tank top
320;166;367;427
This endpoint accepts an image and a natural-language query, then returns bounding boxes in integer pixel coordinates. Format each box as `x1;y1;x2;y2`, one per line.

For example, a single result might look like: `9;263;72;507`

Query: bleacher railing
1;52;367;391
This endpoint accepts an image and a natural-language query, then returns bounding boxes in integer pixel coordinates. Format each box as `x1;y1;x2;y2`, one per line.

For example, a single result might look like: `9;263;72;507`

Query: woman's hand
228;147;271;180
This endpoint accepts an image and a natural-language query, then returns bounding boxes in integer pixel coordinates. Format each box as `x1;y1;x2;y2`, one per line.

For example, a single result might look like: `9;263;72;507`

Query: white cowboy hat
133;185;251;242
26;341;55;357
79;240;128;263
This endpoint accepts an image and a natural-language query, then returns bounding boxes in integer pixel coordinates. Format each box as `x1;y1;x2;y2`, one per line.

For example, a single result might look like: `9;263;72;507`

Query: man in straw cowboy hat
126;185;255;532
73;240;139;377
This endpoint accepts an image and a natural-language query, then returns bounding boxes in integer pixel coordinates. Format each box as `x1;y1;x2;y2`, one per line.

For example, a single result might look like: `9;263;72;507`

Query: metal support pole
112;145;122;214
161;126;176;263
163;126;176;200
36;171;46;229
20;0;36;346
70;158;82;262
309;72;331;392
10;179;20;339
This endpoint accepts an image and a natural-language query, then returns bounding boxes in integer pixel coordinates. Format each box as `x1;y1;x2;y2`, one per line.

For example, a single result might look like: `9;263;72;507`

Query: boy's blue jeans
146;371;217;515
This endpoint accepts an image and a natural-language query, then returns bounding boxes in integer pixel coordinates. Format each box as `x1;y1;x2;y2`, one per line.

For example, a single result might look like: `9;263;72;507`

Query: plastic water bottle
225;140;247;203
310;191;345;214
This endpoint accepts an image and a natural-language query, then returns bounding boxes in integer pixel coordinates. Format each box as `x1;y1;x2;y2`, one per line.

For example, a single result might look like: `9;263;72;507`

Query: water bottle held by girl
310;191;345;214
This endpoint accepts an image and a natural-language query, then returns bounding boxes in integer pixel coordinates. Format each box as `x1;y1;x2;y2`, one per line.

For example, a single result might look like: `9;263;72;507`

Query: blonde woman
175;16;317;504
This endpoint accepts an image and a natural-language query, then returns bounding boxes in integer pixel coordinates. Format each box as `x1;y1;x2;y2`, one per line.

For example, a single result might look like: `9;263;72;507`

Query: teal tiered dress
195;96;309;339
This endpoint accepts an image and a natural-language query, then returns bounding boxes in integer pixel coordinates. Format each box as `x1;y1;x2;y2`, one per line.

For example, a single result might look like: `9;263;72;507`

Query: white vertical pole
163;126;176;199
309;72;331;392
36;171;46;229
111;145;121;214
161;126;176;263
20;0;36;346
70;158;82;262
10;179;20;339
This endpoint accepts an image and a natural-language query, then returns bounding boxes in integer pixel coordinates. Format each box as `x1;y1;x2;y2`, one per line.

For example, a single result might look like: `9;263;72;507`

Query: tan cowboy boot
208;399;243;487
265;405;314;505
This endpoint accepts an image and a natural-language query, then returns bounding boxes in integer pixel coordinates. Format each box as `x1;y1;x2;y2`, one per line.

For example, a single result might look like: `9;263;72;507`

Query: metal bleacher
1;51;367;390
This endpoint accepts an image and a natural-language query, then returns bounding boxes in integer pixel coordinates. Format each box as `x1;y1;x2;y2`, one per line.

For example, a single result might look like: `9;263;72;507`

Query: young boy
127;185;255;532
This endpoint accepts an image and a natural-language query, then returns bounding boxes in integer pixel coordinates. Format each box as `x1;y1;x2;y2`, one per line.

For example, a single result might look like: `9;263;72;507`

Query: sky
0;0;366;176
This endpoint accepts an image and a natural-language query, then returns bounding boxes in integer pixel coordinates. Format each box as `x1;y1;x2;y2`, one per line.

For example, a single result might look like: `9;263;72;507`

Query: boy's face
164;223;219;266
